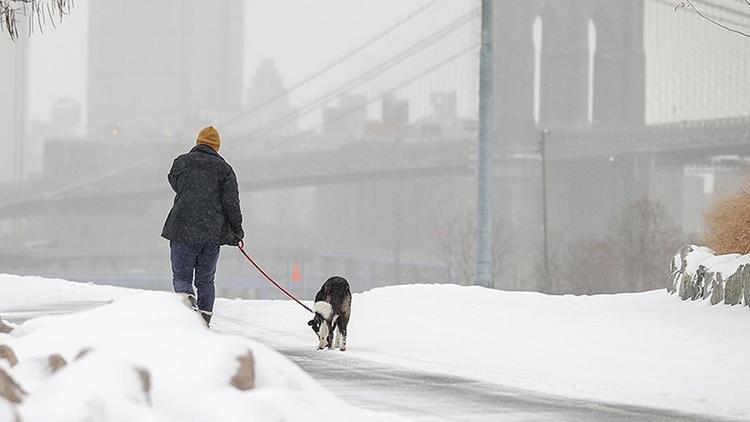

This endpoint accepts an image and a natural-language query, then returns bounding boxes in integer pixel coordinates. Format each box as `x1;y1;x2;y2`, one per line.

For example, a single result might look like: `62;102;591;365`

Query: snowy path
2;300;110;323
265;348;720;422
215;309;722;422
4;299;723;421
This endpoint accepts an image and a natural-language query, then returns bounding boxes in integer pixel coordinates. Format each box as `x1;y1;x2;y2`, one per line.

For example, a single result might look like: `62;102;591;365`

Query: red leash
237;241;313;313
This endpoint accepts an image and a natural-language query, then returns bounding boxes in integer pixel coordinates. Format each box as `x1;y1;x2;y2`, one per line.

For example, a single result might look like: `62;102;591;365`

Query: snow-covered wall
669;244;750;307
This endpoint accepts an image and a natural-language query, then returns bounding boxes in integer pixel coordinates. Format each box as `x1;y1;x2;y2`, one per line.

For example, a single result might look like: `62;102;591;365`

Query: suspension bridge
1;0;749;295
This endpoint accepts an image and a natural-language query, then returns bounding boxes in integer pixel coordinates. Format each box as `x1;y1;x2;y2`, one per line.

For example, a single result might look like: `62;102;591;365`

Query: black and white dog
308;276;351;351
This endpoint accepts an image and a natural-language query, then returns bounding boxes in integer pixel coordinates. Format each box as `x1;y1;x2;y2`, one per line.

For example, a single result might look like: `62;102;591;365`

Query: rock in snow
670;244;750;307
0;345;18;367
230;351;256;391
0;368;25;404
0;319;14;334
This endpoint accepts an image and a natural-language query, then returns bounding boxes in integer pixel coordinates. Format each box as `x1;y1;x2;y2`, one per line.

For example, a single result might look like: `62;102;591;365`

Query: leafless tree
611;198;681;292
555;199;681;294
433;211;511;286
1;0;73;40
675;0;750;38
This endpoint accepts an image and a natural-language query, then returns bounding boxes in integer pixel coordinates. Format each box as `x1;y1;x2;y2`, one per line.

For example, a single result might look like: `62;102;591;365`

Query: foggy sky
27;0;433;125
24;0;750;128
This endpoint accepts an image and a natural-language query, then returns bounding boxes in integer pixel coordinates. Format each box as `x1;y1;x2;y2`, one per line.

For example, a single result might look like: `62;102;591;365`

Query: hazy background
2;0;750;298
26;0;750;126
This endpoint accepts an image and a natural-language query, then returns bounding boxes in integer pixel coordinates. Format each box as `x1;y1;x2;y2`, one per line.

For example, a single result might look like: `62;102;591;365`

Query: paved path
272;347;721;422
217;315;722;422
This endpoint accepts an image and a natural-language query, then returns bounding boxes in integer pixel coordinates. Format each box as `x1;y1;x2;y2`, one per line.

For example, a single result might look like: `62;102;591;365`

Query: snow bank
0;274;133;309
669;244;750;306
218;284;750;420
0;398;19;422
6;273;749;419
0;277;396;422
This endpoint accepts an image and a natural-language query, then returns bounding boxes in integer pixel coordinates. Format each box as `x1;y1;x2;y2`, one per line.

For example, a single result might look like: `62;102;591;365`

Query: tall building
243;59;298;138
416;91;464;139
27;98;83;178
430;92;457;120
0;34;28;182
382;94;409;127
87;1;244;138
365;94;411;138
323;94;368;138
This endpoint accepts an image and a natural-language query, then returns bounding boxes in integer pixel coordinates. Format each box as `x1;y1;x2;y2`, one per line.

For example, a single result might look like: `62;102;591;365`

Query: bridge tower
490;0;646;290
494;0;645;138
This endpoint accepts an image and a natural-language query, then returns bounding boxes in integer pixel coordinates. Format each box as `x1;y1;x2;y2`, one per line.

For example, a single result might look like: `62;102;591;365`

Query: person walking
161;126;244;326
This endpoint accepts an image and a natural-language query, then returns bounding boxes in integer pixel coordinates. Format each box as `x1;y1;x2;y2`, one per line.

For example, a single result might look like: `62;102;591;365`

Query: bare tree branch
433;211;510;286
0;0;73;40
676;0;750;38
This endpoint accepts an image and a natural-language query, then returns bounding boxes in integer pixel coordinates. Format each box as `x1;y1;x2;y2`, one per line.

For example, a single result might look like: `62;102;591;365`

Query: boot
199;310;212;326
183;293;198;311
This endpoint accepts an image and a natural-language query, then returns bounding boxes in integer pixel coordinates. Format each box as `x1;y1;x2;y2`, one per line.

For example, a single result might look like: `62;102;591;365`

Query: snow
0;399;17;422
0;275;399;422
0;274;131;309
4;274;750;420
705;254;750;280
675;244;750;282
217;284;750;420
683;246;715;275
699;253;742;274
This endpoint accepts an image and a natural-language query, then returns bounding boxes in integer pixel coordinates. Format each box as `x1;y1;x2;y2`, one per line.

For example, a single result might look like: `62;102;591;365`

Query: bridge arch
495;0;645;137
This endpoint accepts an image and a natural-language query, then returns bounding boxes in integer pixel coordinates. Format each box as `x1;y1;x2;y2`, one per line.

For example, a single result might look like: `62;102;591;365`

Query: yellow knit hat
196;126;221;151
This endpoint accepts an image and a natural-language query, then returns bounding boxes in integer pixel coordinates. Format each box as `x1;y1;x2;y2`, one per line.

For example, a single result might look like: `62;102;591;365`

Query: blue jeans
170;240;220;313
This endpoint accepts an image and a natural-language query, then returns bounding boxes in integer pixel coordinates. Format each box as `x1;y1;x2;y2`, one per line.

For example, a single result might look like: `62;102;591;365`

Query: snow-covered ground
216;284;750;420
0;274;132;308
2;274;750;420
0;275;398;422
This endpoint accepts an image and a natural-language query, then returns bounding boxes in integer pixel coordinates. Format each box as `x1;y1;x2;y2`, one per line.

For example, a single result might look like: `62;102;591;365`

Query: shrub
704;189;750;254
556;198;680;294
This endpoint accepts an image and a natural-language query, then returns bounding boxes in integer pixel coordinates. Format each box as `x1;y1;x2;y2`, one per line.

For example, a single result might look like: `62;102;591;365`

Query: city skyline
11;0;750;135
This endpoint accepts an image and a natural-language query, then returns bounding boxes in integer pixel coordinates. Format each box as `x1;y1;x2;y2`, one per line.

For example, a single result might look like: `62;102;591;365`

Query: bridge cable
224;7;479;151
0;5;478;210
219;0;442;129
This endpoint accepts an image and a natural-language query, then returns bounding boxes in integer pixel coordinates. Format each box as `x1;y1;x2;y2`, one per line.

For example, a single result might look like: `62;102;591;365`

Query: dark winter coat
161;144;244;246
